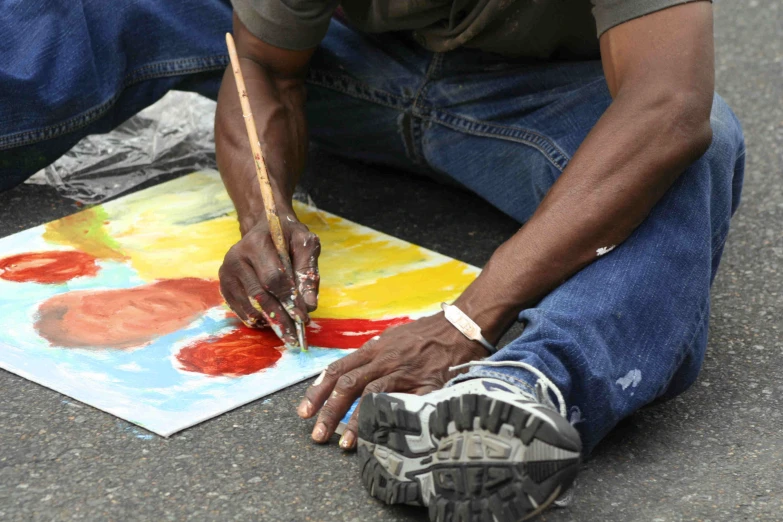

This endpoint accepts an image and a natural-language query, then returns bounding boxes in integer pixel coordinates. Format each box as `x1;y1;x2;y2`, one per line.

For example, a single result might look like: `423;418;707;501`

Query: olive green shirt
232;0;707;60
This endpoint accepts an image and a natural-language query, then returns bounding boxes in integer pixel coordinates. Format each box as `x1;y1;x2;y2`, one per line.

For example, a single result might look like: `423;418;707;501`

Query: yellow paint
100;172;240;280
43;207;126;261
316;260;476;319
112;215;238;281
42;171;480;319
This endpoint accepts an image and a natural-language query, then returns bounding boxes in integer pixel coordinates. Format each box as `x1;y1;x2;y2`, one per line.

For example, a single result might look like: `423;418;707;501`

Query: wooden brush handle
225;33;292;273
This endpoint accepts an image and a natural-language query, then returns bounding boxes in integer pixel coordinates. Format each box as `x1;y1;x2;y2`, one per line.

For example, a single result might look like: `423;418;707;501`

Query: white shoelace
449;360;567;418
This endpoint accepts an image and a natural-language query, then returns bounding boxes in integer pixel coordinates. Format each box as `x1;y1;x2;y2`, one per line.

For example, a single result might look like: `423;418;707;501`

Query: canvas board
0;171;480;436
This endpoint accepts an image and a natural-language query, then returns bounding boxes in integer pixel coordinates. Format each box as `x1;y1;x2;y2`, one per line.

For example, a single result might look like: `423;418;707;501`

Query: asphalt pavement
0;0;781;520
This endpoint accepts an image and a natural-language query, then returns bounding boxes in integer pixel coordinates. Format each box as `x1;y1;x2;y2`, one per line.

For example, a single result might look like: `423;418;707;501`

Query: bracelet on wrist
441;303;497;355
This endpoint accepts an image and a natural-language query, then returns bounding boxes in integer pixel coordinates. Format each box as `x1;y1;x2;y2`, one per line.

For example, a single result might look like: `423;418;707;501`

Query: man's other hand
296;313;488;449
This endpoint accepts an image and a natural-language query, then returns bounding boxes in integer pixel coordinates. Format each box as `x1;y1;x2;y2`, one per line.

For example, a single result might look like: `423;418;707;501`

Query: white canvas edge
0;354;329;438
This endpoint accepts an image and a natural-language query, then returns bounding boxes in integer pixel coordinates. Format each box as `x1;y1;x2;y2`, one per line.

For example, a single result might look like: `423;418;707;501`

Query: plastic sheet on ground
26;91;218;204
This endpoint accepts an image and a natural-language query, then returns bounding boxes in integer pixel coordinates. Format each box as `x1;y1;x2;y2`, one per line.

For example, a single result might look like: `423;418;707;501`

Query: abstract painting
0;171;479;436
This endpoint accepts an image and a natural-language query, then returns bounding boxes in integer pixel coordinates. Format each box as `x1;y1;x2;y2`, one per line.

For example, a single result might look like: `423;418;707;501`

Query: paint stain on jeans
616;369;642;391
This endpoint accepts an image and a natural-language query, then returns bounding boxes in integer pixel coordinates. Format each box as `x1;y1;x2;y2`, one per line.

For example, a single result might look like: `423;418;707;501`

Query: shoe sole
358;392;581;522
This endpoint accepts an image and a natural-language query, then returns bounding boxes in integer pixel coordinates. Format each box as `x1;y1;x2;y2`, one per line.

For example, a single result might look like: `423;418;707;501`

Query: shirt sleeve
231;0;339;50
592;0;712;37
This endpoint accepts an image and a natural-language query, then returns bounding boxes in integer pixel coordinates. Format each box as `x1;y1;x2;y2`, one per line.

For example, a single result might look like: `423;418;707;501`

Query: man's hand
296;313;488;449
219;211;321;347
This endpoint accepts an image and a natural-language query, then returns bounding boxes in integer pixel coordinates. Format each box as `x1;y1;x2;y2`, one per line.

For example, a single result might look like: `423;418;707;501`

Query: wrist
428;312;489;362
441;303;498;355
452;275;521;345
237;196;296;236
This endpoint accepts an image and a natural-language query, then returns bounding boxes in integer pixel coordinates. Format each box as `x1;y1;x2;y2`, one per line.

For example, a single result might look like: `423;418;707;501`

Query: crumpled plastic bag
26;91;218;204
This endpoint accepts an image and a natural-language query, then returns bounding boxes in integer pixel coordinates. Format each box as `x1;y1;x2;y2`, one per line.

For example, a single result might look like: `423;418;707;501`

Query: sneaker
357;377;582;522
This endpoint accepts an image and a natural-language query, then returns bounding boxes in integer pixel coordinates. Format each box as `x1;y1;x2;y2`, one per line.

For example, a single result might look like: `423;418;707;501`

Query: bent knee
708;93;745;160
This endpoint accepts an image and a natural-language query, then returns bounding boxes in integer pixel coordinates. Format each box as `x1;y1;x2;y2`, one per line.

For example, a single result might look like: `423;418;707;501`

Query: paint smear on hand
0;251;100;284
176;316;412;377
35;278;222;349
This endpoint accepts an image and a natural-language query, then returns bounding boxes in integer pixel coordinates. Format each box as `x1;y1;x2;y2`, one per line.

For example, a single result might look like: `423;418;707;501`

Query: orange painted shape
35;278;223;349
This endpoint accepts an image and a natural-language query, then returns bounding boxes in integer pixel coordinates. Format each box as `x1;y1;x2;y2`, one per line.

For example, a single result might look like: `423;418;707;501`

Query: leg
353;54;742;521
0;0;232;191
421;58;746;453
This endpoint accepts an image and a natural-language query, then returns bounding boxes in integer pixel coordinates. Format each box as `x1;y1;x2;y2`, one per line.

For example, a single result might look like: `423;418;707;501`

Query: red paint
176;325;283;377
0;251;99;284
306;317;412;349
176;316;412;377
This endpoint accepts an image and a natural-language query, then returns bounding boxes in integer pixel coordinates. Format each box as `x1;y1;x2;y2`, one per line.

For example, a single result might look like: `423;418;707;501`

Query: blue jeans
0;7;745;455
0;0;232;191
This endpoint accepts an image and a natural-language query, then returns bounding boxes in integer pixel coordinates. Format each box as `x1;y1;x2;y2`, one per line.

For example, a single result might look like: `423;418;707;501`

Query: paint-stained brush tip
296;321;308;352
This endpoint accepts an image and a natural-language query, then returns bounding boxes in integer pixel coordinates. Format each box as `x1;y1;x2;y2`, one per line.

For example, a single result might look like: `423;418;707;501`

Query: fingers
219;219;316;347
218;266;265;328
414;384;440;396
298;345;377;419
219;233;302;346
250;290;299;348
339;373;398;451
246;248;309;326
309;362;390;443
291;229;321;312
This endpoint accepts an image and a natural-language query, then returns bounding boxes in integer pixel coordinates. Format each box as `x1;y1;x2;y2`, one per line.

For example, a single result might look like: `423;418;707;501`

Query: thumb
292;228;321;312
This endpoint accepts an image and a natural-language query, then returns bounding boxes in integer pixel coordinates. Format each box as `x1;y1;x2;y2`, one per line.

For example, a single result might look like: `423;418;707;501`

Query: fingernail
304;291;317;309
297;399;313;418
312;422;327;442
339;430;355;450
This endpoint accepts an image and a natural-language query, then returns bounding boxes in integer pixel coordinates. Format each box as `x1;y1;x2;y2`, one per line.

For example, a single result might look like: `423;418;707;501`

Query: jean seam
451;369;538;396
122;55;228;84
408;52;444;166
430;109;570;172
306;70;409;108
305;73;570;173
412;52;443;110
709;149;746;256
657;295;710;398
0;56;229;151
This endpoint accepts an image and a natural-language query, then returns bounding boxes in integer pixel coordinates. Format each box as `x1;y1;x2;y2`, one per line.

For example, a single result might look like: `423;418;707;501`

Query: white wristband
441;303;497;355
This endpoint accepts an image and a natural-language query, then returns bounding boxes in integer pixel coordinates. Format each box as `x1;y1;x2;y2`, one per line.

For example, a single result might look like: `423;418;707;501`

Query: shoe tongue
480;378;537;401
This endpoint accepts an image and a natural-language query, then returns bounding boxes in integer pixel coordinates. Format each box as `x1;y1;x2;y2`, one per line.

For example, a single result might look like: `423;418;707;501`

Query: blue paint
117;421;155;440
340;397;361;425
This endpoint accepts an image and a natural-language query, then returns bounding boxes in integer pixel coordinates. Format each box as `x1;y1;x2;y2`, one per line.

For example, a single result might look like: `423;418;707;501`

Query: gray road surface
1;1;781;520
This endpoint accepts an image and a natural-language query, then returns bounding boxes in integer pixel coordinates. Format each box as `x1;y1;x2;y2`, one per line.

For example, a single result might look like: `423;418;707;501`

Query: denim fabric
306;19;745;455
0;0;233;191
0;11;745;455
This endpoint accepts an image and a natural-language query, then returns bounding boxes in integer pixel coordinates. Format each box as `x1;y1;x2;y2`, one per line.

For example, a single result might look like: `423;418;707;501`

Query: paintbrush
225;33;308;352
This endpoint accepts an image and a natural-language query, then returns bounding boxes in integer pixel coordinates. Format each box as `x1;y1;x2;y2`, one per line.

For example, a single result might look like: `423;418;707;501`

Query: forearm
455;90;713;342
215;14;313;236
215;64;307;234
